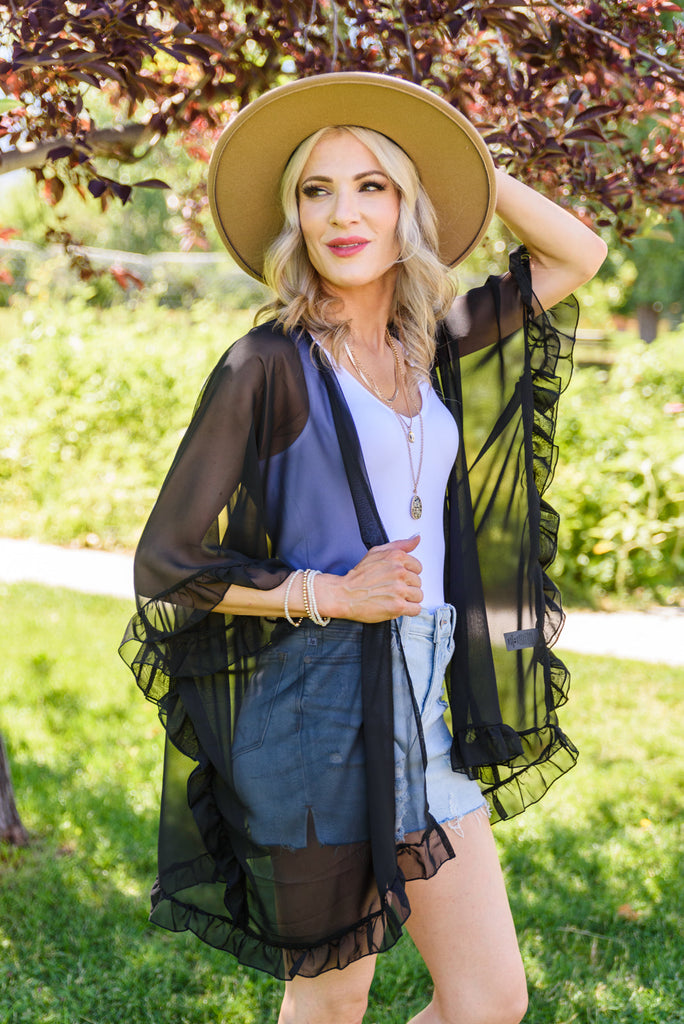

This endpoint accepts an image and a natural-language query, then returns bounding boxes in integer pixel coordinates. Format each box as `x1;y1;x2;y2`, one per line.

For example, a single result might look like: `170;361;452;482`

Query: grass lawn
1;584;682;1024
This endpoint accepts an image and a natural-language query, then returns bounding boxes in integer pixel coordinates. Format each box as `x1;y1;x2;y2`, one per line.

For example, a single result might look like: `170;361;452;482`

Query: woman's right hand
316;536;423;622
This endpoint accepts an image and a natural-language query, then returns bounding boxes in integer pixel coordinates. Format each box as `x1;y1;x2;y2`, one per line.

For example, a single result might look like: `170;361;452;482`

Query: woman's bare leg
276;810;525;1024
278;954;377;1024
405;810;528;1024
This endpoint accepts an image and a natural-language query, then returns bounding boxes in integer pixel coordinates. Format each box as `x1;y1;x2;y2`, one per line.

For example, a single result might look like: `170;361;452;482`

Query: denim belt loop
433;604;456;644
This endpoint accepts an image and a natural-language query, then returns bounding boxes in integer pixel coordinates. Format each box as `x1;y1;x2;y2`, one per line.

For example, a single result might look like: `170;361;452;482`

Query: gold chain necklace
395;367;424;520
345;331;424;521
344;330;400;404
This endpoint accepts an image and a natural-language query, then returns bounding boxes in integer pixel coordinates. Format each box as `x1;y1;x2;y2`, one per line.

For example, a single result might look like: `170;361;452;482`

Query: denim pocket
231;650;289;757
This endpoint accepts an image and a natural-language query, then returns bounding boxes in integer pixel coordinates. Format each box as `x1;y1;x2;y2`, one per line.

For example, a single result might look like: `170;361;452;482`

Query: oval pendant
408;429;415;443
410;495;423;520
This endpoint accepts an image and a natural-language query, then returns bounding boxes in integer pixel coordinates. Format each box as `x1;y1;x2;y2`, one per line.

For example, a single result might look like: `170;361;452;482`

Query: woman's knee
433;971;528;1024
278;958;374;1024
280;987;369;1024
482;978;528;1024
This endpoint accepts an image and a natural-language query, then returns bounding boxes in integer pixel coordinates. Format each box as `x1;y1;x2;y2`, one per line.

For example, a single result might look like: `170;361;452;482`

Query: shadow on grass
0;755;282;1024
500;813;683;1024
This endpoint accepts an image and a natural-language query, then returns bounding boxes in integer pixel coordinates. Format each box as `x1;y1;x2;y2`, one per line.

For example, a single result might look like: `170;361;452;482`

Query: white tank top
334;365;459;610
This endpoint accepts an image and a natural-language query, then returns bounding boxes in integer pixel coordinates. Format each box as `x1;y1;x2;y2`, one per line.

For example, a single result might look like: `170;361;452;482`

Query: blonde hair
256;126;457;382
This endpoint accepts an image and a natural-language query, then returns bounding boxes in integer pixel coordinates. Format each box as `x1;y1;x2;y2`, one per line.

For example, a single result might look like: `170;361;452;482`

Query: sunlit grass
1;584;682;1022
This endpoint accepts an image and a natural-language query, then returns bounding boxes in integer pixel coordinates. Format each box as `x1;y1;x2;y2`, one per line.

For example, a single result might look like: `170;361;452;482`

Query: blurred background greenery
1;165;683;610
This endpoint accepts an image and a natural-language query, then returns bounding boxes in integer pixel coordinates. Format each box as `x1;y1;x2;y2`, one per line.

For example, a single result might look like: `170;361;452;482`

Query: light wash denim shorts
231;606;486;849
391;605;487;840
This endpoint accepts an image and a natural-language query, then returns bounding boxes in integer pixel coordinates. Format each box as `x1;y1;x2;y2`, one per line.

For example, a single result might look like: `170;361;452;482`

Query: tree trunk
0;731;29;846
637;304;659;344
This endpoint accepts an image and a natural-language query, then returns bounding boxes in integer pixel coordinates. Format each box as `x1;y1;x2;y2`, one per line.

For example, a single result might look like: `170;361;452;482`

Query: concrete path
0;537;135;600
1;537;682;667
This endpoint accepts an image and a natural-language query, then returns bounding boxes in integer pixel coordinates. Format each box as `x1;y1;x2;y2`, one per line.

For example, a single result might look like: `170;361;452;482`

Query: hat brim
208;73;496;282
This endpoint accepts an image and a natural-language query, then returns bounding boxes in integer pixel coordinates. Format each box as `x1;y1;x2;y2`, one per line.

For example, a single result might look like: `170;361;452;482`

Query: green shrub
0;295;254;549
552;331;684;607
0;244;269;310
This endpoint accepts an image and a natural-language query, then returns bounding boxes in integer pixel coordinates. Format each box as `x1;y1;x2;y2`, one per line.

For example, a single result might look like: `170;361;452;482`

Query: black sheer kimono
119;248;579;979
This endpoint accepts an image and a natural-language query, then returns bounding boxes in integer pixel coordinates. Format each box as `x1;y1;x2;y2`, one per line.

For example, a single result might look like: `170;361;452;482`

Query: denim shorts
231;606;485;848
391;606;486;839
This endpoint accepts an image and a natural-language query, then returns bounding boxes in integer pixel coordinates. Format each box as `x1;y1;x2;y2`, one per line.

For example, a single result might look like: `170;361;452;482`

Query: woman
120;74;606;1024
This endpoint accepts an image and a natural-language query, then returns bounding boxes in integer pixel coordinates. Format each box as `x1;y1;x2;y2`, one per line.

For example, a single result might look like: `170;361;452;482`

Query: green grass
1;584;682;1023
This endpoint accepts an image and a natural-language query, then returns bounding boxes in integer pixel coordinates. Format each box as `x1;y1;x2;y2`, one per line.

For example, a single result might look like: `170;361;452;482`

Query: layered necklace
344;331;424;521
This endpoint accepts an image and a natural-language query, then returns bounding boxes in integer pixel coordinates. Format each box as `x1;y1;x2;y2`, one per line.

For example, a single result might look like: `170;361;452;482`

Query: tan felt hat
208;72;496;282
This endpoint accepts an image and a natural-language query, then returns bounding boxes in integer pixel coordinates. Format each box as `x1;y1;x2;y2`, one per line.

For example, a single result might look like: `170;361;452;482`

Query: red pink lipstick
326;237;369;256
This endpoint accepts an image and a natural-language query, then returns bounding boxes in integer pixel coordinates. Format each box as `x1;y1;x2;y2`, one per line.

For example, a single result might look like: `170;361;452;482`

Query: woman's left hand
212;536;423;622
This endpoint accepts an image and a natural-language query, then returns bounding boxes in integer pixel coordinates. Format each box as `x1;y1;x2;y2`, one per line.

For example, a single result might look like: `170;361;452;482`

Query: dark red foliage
0;0;682;244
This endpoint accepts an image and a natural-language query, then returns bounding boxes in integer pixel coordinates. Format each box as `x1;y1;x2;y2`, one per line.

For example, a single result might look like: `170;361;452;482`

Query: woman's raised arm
493;167;607;312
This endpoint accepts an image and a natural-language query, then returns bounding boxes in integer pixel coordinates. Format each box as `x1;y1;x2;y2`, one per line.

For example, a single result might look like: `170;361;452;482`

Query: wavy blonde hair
256;125;457;381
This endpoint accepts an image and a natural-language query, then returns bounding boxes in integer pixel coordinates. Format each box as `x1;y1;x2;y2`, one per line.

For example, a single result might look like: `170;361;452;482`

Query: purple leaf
565;127;607;143
573;104;616;124
133;178;170;189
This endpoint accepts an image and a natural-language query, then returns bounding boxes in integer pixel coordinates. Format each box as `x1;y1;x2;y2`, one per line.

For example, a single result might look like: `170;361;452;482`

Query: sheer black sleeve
120;325;308;700
444;270;526;358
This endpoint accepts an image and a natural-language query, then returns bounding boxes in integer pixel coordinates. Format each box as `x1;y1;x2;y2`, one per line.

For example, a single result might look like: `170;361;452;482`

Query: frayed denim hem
439;800;492;840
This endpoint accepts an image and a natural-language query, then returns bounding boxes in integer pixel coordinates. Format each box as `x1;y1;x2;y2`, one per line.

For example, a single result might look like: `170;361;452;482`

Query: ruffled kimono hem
148;876;401;978
478;723;579;820
148;817;457;982
148;878;404;981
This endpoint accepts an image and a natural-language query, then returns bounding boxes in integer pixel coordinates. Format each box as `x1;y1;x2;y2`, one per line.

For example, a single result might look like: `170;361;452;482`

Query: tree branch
495;27;516;90
0;123;151;175
540;0;684;86
175;70;214;120
331;1;340;67
302;0;319;47
399;6;418;79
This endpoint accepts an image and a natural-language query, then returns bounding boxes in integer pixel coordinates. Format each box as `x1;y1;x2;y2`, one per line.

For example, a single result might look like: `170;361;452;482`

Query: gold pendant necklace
345;330;424;519
394;371;424;520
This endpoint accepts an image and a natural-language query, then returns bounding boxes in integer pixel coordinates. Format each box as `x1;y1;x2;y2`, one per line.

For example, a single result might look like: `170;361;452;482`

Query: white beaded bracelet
301;569;313;621
283;569;303;627
306;569;331;627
